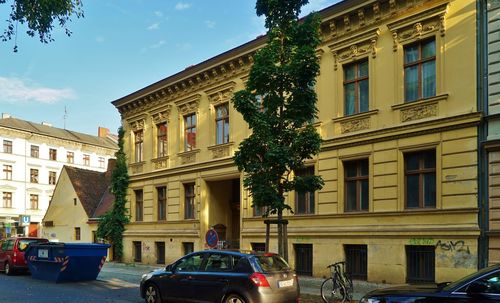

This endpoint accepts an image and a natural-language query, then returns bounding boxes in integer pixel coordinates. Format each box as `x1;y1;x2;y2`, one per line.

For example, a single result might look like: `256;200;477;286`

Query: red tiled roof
65;159;116;219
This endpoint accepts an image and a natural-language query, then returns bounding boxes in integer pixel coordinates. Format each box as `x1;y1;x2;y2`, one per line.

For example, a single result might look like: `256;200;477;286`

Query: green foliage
232;0;324;217
97;127;129;262
0;0;84;51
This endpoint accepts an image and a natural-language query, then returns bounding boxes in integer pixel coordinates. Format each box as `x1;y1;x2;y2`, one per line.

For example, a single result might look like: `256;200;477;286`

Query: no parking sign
205;228;219;249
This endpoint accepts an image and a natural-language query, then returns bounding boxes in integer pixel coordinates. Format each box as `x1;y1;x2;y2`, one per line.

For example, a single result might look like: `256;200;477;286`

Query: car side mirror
165;264;173;271
466;281;488;296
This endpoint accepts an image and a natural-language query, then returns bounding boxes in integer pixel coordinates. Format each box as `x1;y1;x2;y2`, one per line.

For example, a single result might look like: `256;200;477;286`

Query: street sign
205;229;219;248
19;215;30;226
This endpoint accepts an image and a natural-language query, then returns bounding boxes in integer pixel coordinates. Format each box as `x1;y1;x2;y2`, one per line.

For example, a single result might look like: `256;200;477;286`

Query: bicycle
320;261;353;303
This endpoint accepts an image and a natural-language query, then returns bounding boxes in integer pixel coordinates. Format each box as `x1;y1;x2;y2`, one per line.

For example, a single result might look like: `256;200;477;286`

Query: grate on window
406;245;435;283
294;244;313;276
345;244;367;280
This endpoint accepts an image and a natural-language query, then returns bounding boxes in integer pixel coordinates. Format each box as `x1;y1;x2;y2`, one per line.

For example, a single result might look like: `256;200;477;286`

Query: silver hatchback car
140;250;300;303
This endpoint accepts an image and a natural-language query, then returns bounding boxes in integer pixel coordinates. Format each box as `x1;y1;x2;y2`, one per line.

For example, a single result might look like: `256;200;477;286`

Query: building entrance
206;178;240;249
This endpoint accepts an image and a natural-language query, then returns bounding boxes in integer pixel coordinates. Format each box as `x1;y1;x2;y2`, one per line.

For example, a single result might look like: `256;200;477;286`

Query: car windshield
443;265;498;291
17;239;45;252
255;255;290;273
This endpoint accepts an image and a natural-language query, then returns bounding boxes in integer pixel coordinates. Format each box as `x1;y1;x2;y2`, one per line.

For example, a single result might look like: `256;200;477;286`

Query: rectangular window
344;59;369;115
98;157;105;168
75;227;81;241
344;159;369;212
134;130;144;162
405;150;436;208
253;205;267;217
49;171;57;185
30;169;39;183
157;186;167;221
184;183;195;219
184;113;197;151
183;242;194;255
30;194;39;210
251;243;266;252
83;154;90;166
67;151;74;164
156;242;165;264
135;189;143;222
345;244;368;280
404;39;436;102
294;244;313;276
295;166;315;215
3;140;12;154
30;145;39;158
3;164;12;180
2;192;12;208
406;245;435;283
49;148;57;161
157;122;168;158
133;241;142;262
215;103;230;145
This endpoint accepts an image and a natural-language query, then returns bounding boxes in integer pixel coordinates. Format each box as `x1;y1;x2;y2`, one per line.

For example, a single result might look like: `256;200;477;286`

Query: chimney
41;122;52;127
98;127;110;138
2;113;11;119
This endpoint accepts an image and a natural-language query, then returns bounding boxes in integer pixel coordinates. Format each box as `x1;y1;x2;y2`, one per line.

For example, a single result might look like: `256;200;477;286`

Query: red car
0;237;49;275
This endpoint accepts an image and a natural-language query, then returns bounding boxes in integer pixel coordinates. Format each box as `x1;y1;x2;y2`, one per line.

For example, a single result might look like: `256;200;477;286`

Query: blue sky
0;0;339;136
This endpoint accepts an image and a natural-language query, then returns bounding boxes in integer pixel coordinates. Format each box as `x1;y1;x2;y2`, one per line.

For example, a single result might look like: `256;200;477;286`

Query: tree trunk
277;209;284;260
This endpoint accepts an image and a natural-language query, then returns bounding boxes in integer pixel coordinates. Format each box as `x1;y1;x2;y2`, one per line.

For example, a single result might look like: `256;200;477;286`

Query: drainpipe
477;0;489;269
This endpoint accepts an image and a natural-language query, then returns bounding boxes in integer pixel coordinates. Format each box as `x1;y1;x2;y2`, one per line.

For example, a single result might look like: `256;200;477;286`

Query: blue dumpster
25;242;110;282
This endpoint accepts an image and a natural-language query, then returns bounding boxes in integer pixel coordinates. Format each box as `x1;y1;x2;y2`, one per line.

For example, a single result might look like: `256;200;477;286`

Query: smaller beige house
42;160;115;243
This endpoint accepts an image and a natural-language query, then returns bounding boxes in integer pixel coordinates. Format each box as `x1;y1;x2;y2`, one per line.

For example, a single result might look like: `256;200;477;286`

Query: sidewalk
101;262;390;302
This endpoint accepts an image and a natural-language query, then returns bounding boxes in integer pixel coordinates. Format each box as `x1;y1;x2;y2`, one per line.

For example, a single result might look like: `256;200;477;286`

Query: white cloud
147;22;160;30
0;77;76;104
175;42;191;51
175;2;191;10
95;36;105;43
154;11;163;17
150;40;166;49
205;20;216;29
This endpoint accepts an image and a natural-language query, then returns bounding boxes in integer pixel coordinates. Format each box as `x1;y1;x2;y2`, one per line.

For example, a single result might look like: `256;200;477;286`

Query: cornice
175;94;201;115
205;81;237;106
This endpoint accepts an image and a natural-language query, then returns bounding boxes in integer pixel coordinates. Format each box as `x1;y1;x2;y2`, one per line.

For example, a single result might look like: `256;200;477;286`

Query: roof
0;117;117;150
64;160;116;219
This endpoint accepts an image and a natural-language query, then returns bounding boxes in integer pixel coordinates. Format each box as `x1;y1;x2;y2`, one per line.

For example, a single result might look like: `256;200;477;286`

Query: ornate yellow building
112;0;479;283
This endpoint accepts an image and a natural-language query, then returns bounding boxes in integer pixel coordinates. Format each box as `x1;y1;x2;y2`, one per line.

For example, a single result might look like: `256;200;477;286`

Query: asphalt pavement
100;261;391;303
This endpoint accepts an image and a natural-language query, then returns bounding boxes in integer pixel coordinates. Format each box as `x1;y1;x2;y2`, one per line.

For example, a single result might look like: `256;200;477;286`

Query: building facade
480;0;500;266
42;161;115;244
113;0;479;283
0;114;117;238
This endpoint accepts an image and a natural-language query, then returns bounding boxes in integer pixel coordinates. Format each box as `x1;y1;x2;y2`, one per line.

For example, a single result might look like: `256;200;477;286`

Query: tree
97;127;130;262
232;0;324;260
0;0;83;51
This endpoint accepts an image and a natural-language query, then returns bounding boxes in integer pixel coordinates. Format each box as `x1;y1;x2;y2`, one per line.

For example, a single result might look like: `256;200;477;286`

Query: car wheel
224;294;246;303
4;262;12;276
144;283;161;303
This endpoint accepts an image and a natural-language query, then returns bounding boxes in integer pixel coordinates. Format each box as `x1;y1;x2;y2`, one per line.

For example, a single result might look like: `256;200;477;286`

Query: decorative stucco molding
129;119;145;131
329;29;380;70
340;117;371;134
175;94;201;115
387;2;448;51
400;103;438;122
206;82;236;106
152;157;169;170
151;105;172;124
208;143;233;159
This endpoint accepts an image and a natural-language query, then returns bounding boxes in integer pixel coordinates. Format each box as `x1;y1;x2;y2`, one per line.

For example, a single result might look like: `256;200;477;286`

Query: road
0;263;326;303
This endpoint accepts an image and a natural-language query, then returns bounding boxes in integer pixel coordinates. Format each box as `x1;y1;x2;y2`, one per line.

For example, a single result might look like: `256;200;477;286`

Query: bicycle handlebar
326;261;345;268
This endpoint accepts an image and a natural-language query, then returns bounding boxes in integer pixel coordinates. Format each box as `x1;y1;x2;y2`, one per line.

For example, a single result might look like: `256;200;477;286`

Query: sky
0;0;340;136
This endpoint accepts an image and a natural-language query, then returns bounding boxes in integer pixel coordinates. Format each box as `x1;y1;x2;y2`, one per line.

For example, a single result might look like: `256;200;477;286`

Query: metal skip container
25;242;110;282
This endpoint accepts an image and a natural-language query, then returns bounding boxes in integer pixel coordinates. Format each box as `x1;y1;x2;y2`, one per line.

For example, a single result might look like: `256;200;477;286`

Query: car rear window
256;255;290;273
17;239;46;252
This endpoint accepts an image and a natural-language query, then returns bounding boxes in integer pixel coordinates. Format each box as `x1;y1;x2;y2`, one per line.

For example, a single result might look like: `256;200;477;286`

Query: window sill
178;149;200;165
332;109;379;123
392;94;448;111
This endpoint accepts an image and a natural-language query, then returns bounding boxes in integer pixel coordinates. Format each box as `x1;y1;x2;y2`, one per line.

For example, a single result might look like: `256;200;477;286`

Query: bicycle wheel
321;277;346;303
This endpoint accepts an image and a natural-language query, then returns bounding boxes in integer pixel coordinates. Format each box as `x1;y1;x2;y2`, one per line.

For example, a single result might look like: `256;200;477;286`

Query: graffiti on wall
408;238;476;269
